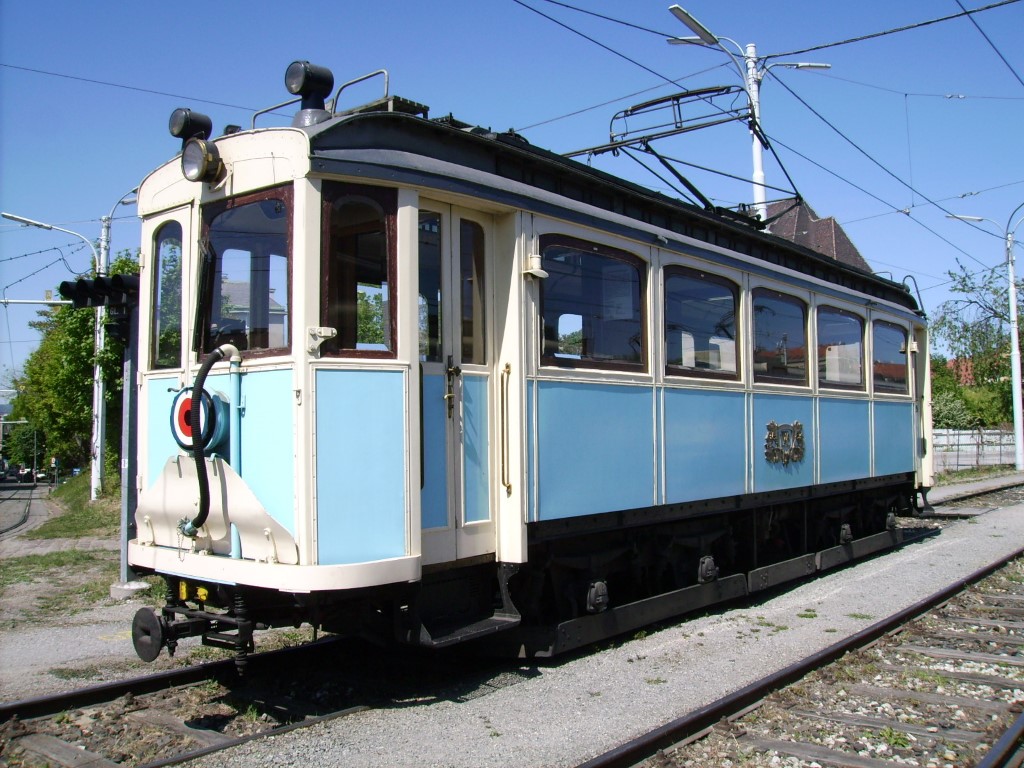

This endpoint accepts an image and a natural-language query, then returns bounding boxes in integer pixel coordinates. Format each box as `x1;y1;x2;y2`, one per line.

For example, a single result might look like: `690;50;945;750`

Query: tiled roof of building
765;199;873;273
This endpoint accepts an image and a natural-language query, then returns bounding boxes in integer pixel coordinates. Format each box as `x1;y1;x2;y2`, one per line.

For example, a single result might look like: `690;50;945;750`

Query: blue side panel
421;373;448;529
144;377;181;488
536;381;654;520
663;388;746;503
315;369;407;564
819;398;870;483
462;374;490;523
753;394;815;492
874;400;915;475
231;369;294;533
527;380;536;523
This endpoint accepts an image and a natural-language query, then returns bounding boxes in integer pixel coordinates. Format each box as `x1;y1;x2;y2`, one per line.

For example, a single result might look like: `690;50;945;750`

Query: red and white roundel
170;387;215;451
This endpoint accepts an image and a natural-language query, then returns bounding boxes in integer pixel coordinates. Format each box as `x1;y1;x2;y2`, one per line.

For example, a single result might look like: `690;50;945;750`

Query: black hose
179;347;228;538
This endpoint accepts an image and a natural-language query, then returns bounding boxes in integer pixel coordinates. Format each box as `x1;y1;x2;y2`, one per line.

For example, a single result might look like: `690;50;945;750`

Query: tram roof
303;107;920;315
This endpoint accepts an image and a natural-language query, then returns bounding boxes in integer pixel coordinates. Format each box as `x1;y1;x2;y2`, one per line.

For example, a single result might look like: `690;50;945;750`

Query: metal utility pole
948;202;1024;471
667;5;829;223
1;212;106;500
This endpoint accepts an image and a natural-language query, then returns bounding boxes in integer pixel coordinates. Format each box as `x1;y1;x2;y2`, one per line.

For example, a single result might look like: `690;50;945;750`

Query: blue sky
2;1;1023;402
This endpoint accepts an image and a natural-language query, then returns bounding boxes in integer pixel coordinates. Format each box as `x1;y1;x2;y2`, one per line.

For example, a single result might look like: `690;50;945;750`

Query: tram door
418;203;495;565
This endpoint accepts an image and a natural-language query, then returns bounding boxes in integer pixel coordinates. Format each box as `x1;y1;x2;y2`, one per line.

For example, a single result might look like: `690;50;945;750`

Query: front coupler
131;593;255;673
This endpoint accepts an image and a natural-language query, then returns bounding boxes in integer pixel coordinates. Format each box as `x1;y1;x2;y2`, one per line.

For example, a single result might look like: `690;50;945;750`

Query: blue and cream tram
128;62;931;663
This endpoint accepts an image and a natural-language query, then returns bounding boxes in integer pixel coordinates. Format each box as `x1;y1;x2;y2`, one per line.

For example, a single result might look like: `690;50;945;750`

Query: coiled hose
178;345;236;538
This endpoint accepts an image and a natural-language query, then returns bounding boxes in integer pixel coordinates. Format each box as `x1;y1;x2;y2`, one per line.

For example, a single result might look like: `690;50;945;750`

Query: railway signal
58;275;139;310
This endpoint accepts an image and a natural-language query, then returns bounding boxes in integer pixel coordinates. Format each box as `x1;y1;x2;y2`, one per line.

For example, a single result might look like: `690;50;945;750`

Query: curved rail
0;486;34;536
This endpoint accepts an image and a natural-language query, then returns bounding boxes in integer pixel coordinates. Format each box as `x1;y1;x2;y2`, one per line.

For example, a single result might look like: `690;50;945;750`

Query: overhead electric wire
954;0;1024;90
841;179;1024;225
533;0;679;38
513;0;1019;247
514;62;731;132
0;63;256;112
808;71;1024;100
509;0;684;91
766;71;1004;250
765;0;1021;59
768;133;987;269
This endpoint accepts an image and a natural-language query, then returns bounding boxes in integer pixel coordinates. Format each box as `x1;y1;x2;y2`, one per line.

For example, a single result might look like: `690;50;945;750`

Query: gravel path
174;502;1024;768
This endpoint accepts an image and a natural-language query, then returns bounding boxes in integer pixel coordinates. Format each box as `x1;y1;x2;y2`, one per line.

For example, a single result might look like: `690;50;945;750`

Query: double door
418;203;495;564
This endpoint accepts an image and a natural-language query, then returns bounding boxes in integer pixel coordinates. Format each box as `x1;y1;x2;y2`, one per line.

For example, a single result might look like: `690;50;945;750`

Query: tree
10;250;139;487
932;261;1017;426
357;289;386;346
930;354;977;429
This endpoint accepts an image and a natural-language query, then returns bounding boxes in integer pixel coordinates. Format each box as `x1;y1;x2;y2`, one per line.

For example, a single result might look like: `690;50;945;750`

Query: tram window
817;306;864;390
461;220;486;365
418;212;442;363
322;183;397;357
752;288;807;385
200;188;291;357
664;267;738;380
539;235;645;370
151;221;183;369
873;320;908;394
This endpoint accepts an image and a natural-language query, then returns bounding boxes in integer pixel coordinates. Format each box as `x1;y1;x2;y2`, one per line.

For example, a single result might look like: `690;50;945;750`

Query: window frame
872;319;910;395
663;265;740;382
538;234;648;373
816;304;866;392
751;286;809;387
320;182;398;360
197;184;293;361
150;220;184;370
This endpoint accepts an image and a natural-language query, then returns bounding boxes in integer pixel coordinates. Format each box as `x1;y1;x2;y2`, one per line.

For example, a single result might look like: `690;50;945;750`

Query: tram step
419;611;521;648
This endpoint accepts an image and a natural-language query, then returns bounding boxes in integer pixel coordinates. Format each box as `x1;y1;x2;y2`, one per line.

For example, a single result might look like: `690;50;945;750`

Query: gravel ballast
181;504;1024;768
4;482;1024;767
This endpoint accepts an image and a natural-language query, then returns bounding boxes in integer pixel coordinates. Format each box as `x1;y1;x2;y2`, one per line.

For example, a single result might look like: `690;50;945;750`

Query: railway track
2;481;1023;768
0;637;371;767
583;548;1024;768
0;484;35;537
0;627;530;767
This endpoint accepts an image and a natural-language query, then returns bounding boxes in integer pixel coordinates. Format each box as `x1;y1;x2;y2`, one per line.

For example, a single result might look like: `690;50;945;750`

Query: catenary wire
954;0;1024;90
766;71;1004;250
0;63;256;112
765;0;1021;59
768;134;986;268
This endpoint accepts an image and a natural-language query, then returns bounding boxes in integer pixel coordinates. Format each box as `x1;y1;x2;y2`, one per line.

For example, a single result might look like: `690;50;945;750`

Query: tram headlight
285;60;334;109
181;138;223;183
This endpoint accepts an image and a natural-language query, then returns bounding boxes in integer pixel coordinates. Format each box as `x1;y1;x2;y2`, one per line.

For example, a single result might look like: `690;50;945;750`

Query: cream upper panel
138;129;312;217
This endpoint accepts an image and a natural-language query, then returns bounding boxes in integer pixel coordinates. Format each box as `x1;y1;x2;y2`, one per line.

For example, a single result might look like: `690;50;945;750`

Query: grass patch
50;665;102;681
26;474;119;539
0;550;119;618
934;465;1016;486
0;550;114;591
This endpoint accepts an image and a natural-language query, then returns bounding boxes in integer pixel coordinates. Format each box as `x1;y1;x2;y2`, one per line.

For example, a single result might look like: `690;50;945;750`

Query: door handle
445;355;461;418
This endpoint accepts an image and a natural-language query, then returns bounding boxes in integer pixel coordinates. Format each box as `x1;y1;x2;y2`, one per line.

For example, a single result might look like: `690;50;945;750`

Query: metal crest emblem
765;420;805;465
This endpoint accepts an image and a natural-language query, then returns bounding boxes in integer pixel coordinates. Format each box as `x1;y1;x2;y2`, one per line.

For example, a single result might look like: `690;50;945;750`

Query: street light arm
106;187;139;221
1007;201;1024;242
2;211;100;272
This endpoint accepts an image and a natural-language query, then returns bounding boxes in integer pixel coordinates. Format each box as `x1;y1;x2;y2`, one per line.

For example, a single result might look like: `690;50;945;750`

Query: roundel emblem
170;387;218;451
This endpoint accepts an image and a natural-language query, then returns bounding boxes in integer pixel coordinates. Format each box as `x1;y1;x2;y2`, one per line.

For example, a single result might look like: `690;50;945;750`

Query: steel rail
134;703;370;768
978;709;1024;768
0;635;343;723
0;488;33;536
577;544;1024;768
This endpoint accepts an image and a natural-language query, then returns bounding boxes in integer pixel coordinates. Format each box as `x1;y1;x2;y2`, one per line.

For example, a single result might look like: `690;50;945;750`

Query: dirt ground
0;489;190;701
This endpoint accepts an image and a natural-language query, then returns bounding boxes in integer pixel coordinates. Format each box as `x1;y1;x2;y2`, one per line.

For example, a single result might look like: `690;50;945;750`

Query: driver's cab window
321;182;397;357
199;186;291;356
